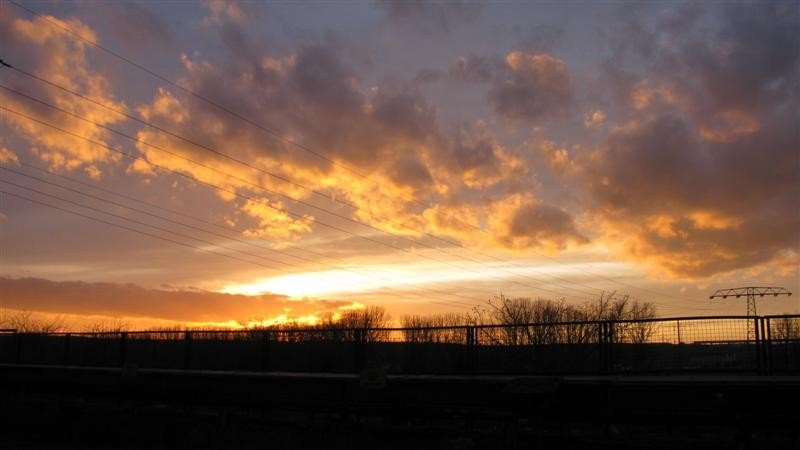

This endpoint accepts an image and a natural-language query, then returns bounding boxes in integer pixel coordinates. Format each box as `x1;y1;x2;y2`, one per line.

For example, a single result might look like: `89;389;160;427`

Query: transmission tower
709;286;792;341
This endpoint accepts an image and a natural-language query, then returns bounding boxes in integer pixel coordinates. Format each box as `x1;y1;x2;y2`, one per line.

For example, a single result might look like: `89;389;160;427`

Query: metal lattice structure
709;287;792;340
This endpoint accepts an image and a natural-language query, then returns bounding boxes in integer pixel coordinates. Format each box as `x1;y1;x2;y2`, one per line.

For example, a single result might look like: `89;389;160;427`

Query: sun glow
220;264;477;298
244;314;321;328
220;260;632;299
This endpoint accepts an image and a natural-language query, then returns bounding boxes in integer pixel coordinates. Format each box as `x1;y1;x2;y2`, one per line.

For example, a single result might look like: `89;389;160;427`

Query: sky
0;0;798;329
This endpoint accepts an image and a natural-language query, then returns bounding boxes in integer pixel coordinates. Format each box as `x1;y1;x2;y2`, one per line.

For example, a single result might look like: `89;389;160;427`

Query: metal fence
0;315;798;375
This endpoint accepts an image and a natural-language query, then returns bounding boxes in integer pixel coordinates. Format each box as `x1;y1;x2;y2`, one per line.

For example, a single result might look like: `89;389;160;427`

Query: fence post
353;329;364;373
119;332;128;367
676;320;683;370
261;330;270;371
762;318;772;374
754;317;762;372
608;321;616;373
15;332;22;364
184;331;192;370
465;326;475;372
598;322;606;374
766;317;775;373
63;333;71;365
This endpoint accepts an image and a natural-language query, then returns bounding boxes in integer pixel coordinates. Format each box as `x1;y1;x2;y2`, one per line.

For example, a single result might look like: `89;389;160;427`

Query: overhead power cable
1;167;497;309
0;169;710;314
0;109;604;308
0;180;481;309
1;167;492;308
2;1;690;303
0;134;548;306
0;187;278;270
0;178;298;269
0;66;618;300
24;162;720;316
16;161;237;234
0;85;607;302
11;160;402;270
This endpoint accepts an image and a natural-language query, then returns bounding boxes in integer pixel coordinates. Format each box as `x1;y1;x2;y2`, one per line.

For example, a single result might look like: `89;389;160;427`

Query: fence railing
1;315;798;375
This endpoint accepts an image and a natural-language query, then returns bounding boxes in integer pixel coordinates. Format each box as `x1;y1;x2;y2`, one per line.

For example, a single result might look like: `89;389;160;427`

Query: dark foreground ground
1;364;799;449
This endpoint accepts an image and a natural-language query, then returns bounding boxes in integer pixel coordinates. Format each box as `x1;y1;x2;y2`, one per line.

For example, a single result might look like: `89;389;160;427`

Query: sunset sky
1;0;798;329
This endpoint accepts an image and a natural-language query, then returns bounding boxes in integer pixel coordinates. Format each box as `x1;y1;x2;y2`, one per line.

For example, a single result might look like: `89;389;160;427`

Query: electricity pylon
709;286;793;341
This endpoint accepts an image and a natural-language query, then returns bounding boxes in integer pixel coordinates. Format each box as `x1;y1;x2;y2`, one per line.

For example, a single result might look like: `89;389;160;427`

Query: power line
0;187;278;270
4;64;384;221
0;171;579;309
6;0;375;180
0;166;488;306
0;86;459;255
0;178;297;269
0;106;603;307
11;160;417;275
1;167;312;266
0;168;713;315
17;161;239;234
0;104;412;256
0;181;480;310
2;1;691;303
0;66;620;300
0;85;609;303
21;163;718;317
1;64;615;300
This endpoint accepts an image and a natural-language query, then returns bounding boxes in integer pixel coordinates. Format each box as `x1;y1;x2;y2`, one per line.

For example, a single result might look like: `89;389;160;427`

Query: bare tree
316;306;390;342
447;293;659;346
401;312;466;343
581;293;657;344
487;295;571;345
86;319;129;333
624;301;657;344
3;310;66;333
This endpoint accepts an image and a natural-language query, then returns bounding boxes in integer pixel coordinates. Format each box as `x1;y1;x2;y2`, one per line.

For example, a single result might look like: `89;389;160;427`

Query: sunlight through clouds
0;0;796;326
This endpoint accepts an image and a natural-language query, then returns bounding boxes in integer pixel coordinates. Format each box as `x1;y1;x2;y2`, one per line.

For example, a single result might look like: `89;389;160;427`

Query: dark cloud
448;53;501;83
583;111;797;277
506;202;587;249
375;0;483;34
107;3;171;48
607;1;798;120
682;1;798;115
512;24;564;54
489;52;574;121
450;128;501;175
289;45;364;114
412;68;442;85
0;277;346;323
388;155;434;189
586;115;704;212
569;1;800;278
371;88;439;143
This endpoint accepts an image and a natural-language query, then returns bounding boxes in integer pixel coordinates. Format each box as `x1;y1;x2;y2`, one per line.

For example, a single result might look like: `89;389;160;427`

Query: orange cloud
240;198;313;240
629;81;684;110
0;10;127;177
584;110;607;129
421;193;586;252
579;113;797;279
130;42;579;254
0;276;349;326
534;139;574;174
0;147;21;165
698;109;760;143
